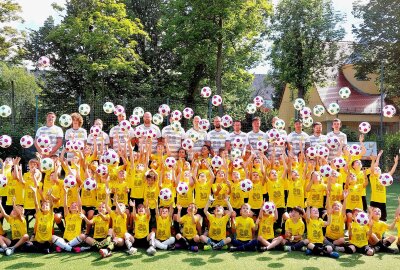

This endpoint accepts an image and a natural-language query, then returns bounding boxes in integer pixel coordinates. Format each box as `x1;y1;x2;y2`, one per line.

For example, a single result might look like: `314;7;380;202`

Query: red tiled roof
316;69;385;114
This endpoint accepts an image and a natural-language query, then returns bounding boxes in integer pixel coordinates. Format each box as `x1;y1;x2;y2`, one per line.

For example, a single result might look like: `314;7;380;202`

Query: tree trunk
216;16;223;117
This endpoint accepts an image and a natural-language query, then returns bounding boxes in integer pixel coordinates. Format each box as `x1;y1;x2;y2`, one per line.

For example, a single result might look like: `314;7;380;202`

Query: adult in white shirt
109;113;134;152
185;115;207;157
137;112;161;153
65;112;88;161
87;118;110;152
246;117;265;150
205;116;229;155
287;119;310;155
326;118;347;160
228;119;248;152
266;116;287;158
162;116;185;158
35;112;64;157
308;122;327;148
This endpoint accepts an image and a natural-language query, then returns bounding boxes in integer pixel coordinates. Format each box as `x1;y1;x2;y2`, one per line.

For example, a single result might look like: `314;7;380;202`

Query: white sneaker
99;249;111;258
5;248;14;256
146;246;156;256
127;247;137;255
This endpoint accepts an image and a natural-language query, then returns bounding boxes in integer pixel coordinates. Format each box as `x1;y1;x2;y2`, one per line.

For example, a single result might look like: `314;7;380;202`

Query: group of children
1;131;400;260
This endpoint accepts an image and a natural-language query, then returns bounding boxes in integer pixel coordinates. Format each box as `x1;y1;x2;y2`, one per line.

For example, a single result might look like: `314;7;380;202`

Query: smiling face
240;203;251;217
310;207;319;219
46;113;56;127
161;207;169;218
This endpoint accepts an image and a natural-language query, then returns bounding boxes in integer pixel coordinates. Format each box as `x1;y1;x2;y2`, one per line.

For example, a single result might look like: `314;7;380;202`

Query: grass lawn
1;183;400;270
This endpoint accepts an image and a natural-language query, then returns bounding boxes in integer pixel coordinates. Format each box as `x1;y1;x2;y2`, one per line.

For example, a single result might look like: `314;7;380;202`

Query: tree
268;0;345;105
352;0;400;105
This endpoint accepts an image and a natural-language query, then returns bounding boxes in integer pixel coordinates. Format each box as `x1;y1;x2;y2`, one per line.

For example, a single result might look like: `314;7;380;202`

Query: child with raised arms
154;200;175;250
369;207;397;253
257;201;278;251
81;202;111;251
175;203;201;252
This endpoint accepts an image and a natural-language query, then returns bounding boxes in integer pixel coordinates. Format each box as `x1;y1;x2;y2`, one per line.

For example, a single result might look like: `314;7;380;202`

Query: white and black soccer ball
233;158;244;169
171;110;182;121
0;105;11;118
306;147;317;159
158;104;171;116
171;121;182;132
230;148;242;159
0;135;12;148
240;179;253;192
326;136;340;150
327;103;340;115
383;105;396;118
90;125;102;136
274;119;285;130
349;144;361;156
379;173;393;187
256;140;269;152
40;158;54;172
198;119;210;131
0;174;7;188
59;114;72;128
119;120;132;132
114;105;125;116
302;117;313;128
187;130;200;142
333;157;346;169
103;102;115;114
300;107;312;118
152;113;163;125
232;137;245;149
36;134;51;149
96;164;108;176
355;212;369;225
293;98;305;111
319;164;332;177
129;115;141;126
211;95;222;106
181;138;194;151
253;96;264;107
339;87;351;99
159;188;172;201
266;129;281;142
102;149;119;165
133;126;145;138
211;156;223;168
79;104;90;116
165;157;177;168
176;182;189;195
84;177;97;191
316;146;329;159
246;103;257;114
132;107;144;118
221;114;233;128
64;174;77;188
200;87;212;98
262;201;275;215
313;105;325;117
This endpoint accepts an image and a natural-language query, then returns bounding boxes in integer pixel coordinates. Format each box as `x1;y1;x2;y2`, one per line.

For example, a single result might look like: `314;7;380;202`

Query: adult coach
309;122;327;148
162;116;185;158
109;112;134;152
326;118;347;160
137;112;161;154
287;119;310;155
206;116;229;156
34;112;63;157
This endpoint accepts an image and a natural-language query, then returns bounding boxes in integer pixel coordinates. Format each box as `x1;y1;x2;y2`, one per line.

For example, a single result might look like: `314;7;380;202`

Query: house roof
316;69;385;115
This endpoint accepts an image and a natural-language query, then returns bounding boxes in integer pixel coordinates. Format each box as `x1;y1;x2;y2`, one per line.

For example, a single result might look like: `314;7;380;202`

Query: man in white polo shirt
309;122;327;148
162;116;185;158
287;118;310;155
247;117;265;150
228;119;248;153
137;112;161;154
35;112;63;157
206;116;229;155
109;112;134;152
185;116;207;158
326;118;347;160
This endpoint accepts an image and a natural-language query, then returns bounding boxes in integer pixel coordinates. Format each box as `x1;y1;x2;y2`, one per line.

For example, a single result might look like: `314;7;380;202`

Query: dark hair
312;122;322;127
252;117;261;122
292;206;305;216
294;118;302;123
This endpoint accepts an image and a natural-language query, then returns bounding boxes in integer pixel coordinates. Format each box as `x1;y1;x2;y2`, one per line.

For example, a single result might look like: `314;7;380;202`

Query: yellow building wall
342;64;379;95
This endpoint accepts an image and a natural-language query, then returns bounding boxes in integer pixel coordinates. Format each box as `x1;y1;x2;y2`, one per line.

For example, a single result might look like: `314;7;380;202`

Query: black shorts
174;207;188;216
24;209;36;216
134;237;149;248
53;207;64;215
252;208;260;217
233;208;241;217
348;244;373;254
345;209;353;214
82;206;96;213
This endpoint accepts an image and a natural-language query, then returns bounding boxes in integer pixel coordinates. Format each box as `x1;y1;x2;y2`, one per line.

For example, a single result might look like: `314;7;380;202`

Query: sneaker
258;246;268;252
5;248;14;256
283;245;292;252
167;244;175;251
334;246;345;253
146;246;156;256
330;251;340;258
127;247;138;255
229;246;238;252
305;249;312;255
100;249;111;258
374;246;381;253
190;246;199;252
43;248;51;254
301;246;307;252
203;245;212;251
55;246;62;253
72;247;81;253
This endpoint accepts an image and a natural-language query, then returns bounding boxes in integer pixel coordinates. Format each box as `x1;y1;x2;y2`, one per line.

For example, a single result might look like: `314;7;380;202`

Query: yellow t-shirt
329;183;343;203
143;183;159;209
50;181;63;208
63;213;82;241
287;178;305;208
96;182;108;205
176;184;194;207
42;171;52;195
110;211;127;238
65;186;79;208
159;182;175;208
346;184;363;210
267;179;285;208
6;177;24;205
195;182;212;209
156;216;172;241
326;212;345;240
208;214;230;241
180;214;199;240
371;220;388;240
134;214;150;239
0;165;11;196
258;214;275;240
396;220;400;238
248;182;264;209
93;214;110;239
81;187;97;207
349;222;369;248
113;181;129;206
307;218;325;244
129;167;145;199
351;168;370;196
23;172;39;210
6;216;27;240
370;174;386;203
230;182;245;209
35;211;54;243
212;183;229;207
235;216;255;241
307;183;326;208
285;218;305;240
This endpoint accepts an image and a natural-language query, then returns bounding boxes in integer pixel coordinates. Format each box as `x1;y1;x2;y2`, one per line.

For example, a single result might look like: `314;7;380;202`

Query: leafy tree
268;0;345;104
352;0;400;105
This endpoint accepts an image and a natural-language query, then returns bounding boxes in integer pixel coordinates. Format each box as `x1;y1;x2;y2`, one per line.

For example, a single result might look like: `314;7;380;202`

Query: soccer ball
144;128;158;139
319;164;332;177
246;103;257;114
198;119;210;131
0;105;11;117
96;164;108;176
356;212;369;225
165;157;176;168
274;119;285;130
181;138;194;151
232;137;245;149
339;87;351;99
38;56;50;67
212;95;222;106
20;135;34;148
72;140;84;152
65;140;74;152
133;107;144;118
159;188;172;201
293;98;305;110
133;126;145;138
41;147;52;155
158;104;171;116
211;156;223;168
84;177;97;191
275;136;286;147
383;105;396;118
327;103;340;115
266;129;281;142
129;115;141;126
59;114;72;128
221;114;233;128
40;158;54;172
152;113;163;125
333;157;346;169
119;120;131;132
306;147;317;159
90;125;101;136
240;179;253;192
176;182;189;195
171;121;182;132
114;105;125;116
263;201;275;215
326;136;340;150
316;146;329;159
313;105;325;117
183;107;194;119
102;149;119;165
300;107;312;118
0;174;7;188
379;173;393;187
233;158;244;169
103;102;115;114
171;110;182;121
187;130;200;142
64;174;77;188
231;148;242;159
302;117;313;128
200;87;212;98
358;122;371;134
0;135;12;148
256;140;269;152
79;104;90;116
253;96;264;107
349;144;361;156
36;134;51;149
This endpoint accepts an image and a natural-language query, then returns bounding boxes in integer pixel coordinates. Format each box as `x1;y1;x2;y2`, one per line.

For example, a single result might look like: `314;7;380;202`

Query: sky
11;0;364;74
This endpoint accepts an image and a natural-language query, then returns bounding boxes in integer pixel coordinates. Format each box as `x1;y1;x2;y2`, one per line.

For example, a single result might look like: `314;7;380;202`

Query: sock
107;241;116;251
216;240;225;248
68;236;82;247
53;238;72;251
207;238;212;245
149;233;156;247
125;238;133;249
292;241;306;251
0;248;4;252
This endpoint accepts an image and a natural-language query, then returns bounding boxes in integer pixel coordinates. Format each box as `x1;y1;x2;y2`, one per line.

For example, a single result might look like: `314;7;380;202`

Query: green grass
1;183;400;270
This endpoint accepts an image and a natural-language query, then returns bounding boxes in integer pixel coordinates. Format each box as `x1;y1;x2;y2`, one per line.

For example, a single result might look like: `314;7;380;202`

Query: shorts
82;206;96;213
174;207;188;216
346;243;373;255
233;208;241;217
53;207;64;215
134;237;149;248
252;208;260;217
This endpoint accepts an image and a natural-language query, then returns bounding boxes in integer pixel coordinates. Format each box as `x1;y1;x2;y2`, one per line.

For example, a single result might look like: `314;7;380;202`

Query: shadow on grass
267;262;285;268
5;262;45;269
114;262;134;268
303;267;320;270
337;254;366;267
182;257;207;266
231;251;259;259
141;251;170;262
256;256;273;261
208;258;224;263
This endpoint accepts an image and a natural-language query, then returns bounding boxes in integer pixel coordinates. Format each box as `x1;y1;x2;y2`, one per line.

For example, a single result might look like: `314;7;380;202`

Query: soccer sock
53;238;72;251
215;240;225;248
68;236;83;247
291;241;306;251
206;238;212;245
149;232;156;247
344;246;355;254
125;238;133;249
